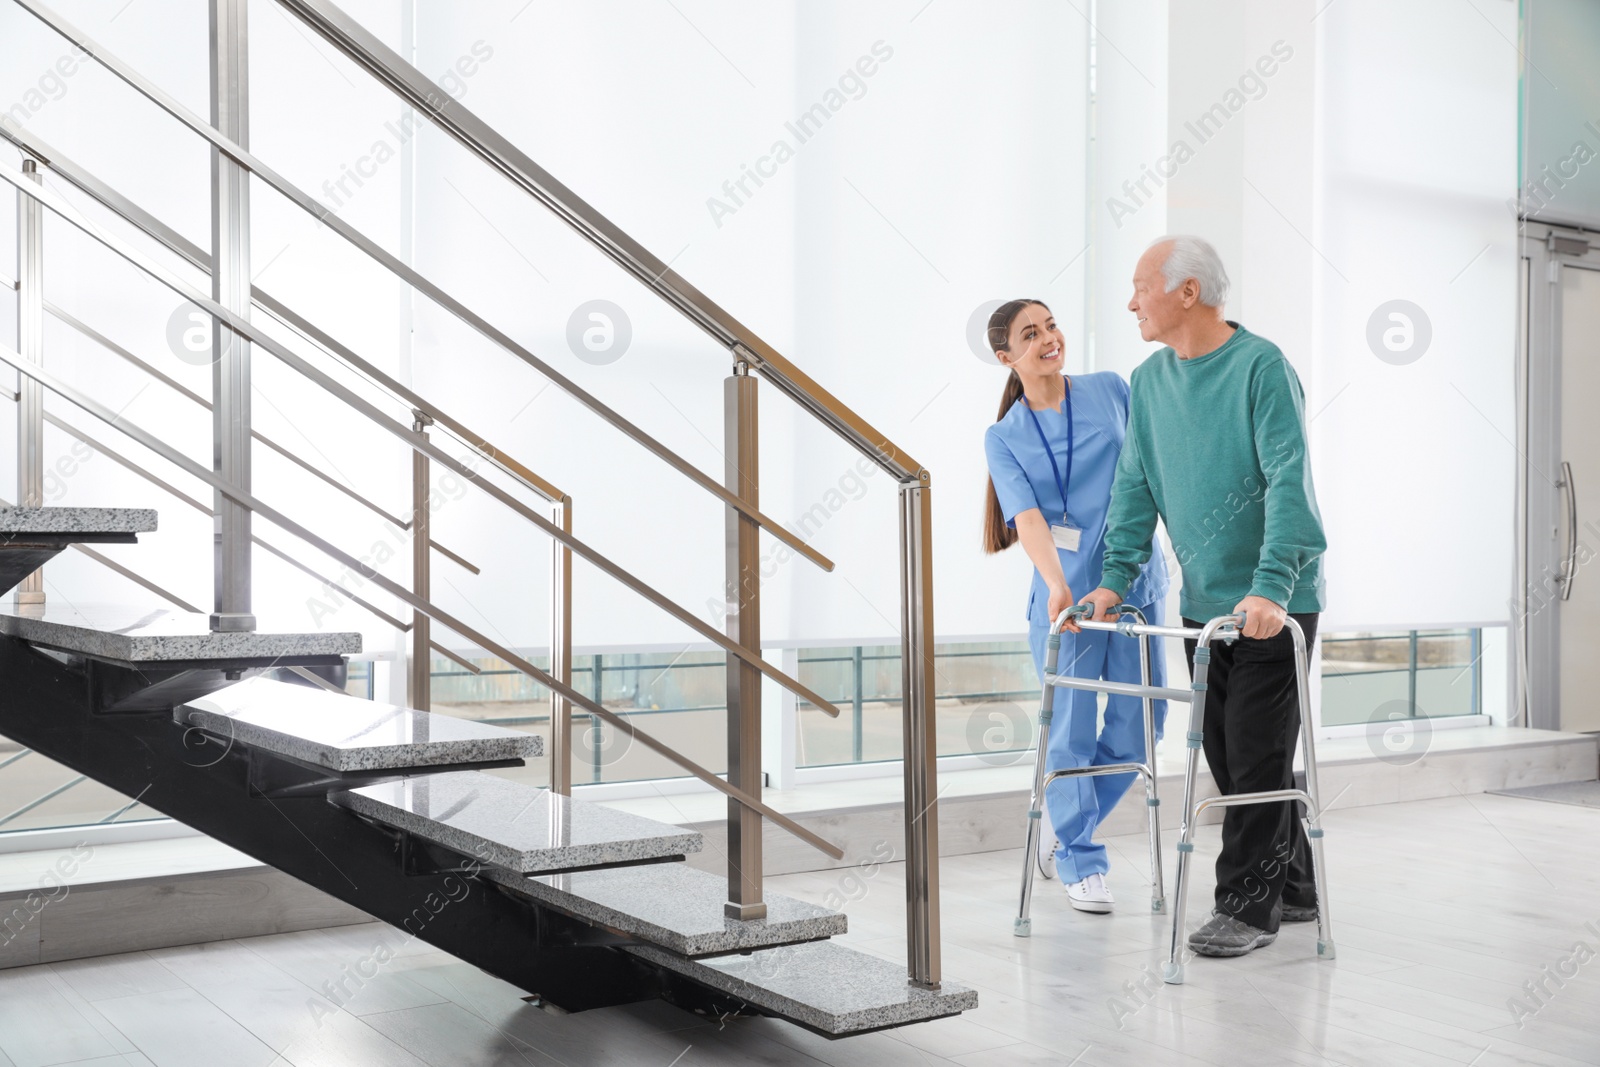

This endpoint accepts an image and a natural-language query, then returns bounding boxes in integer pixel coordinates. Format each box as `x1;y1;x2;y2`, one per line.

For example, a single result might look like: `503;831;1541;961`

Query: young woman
982;299;1169;914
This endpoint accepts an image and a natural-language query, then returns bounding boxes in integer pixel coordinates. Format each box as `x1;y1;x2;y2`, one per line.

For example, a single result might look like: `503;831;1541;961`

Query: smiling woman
979;297;1169;914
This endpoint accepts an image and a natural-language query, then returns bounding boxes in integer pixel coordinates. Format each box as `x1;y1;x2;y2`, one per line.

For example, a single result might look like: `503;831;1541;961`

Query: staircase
0;546;974;1034
0;0;974;1040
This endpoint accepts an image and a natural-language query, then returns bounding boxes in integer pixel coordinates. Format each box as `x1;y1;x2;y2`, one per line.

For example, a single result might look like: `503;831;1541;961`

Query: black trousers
1182;612;1319;933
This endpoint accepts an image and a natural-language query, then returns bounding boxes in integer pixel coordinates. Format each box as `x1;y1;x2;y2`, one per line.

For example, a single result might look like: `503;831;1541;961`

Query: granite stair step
0;507;157;597
331;771;701;873
0;603;359;667
175;677;540;776
484;861;845;957
626;939;978;1036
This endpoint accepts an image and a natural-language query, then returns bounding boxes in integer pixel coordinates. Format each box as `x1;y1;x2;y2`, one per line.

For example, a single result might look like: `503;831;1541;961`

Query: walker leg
1015;811;1038;938
1287;619;1335;961
1136;629;1165;913
1015;688;1055;938
1145;770;1165;914
1166;640;1213;985
1307;819;1334;959
1164;801;1196;983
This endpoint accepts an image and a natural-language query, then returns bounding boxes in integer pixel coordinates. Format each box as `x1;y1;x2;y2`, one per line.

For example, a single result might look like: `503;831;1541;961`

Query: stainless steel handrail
0;137;484;570
7;0;836;574
0;486;201;613
278;0;924;485
0;161;843;722
52;304;478;576
31;413;412;632
5;0;944;982
45;299;408;531
0;339;844;860
0;125;563;510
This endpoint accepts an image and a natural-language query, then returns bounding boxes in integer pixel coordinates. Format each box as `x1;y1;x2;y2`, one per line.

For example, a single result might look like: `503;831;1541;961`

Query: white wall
403;0;1092;651
1151;0;1516;634
1312;0;1517;631
0;0;1521;662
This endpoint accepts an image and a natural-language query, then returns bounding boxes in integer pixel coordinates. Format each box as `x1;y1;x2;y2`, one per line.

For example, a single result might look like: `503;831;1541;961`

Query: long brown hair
982;299;1049;554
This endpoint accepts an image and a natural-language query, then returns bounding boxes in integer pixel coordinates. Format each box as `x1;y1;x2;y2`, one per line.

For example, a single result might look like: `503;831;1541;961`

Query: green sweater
1099;323;1327;620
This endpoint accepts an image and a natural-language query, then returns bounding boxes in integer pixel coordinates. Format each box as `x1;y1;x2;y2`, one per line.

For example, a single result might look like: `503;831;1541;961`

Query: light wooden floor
0;792;1596;1066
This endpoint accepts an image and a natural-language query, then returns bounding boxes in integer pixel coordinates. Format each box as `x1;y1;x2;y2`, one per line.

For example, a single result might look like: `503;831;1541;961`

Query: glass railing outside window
1320;628;1487;727
0;628;1504;834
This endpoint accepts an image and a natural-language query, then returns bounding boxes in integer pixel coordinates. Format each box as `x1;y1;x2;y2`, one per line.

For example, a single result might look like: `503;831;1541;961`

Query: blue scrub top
984;371;1169;626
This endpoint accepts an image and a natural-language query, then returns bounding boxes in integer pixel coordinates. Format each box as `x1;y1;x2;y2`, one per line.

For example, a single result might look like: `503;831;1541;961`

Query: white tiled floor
2;792;1597;1066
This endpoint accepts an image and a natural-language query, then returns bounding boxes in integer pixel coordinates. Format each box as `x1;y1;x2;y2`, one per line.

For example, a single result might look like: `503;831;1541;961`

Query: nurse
981;298;1169;913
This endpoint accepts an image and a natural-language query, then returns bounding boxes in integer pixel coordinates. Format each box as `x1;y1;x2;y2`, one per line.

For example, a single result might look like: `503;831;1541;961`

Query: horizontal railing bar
0;342;843;861
429;641;482;675
0;164;851;716
43;412;210;516
0;159;841;719
254;537;410;633
0;123;566;510
0;749;33;773
255;293;566;506
42;300;471;551
66;543;204;614
798;648;1034;665
284;665;348;694
39;413;412;632
278;0;923;485
4;6;837;570
0;775;87;829
429;539;479;575
0;486;202;612
98;797;146;823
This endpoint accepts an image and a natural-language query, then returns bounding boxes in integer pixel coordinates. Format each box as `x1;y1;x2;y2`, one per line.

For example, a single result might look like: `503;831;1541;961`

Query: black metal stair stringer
0;633;741;1016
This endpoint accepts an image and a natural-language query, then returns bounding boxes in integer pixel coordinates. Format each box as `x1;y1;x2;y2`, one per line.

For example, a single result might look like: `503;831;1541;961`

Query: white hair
1149;235;1229;307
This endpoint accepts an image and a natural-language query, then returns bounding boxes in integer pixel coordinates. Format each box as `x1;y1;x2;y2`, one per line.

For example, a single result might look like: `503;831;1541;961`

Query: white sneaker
1065;872;1114;914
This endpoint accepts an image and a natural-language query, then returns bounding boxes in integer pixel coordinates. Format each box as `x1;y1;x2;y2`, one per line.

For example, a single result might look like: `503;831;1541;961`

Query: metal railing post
208;0;255;632
591;654;603;784
549;496;573;794
14;159;43;607
899;473;941;988
409;411;432;710
724;362;765;920
852;645;864;762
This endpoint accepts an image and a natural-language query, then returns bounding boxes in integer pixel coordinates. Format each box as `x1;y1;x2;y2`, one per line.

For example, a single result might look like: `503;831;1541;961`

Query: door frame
1519;221;1600;731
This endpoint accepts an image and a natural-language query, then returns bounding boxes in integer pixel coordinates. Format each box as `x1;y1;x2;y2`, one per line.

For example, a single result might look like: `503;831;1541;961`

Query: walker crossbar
1015;604;1167;938
1045;676;1194;704
1161;613;1334;985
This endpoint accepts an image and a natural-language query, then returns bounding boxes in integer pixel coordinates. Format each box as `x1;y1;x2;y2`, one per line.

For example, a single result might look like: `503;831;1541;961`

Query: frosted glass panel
1313;0;1517;629
1522;0;1600;228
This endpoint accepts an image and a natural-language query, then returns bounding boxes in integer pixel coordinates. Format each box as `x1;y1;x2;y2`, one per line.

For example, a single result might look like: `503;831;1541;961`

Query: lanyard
1022;377;1073;525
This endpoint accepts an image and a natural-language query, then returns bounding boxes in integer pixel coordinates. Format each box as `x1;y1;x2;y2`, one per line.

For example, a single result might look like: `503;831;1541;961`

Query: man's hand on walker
1071;588;1123;632
1234;594;1287;639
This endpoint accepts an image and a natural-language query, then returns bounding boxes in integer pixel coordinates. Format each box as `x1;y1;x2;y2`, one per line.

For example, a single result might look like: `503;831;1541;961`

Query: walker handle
1051;603;1094;634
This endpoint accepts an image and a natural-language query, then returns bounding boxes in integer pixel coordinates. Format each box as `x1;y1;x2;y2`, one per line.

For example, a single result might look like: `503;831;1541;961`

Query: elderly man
1076;235;1326;959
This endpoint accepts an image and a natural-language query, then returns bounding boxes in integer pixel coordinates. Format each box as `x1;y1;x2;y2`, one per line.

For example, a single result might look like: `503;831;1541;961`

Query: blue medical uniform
983;372;1170;883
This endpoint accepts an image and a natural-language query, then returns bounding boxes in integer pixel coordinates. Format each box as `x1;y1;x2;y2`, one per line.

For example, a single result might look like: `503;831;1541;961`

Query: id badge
1050;522;1081;552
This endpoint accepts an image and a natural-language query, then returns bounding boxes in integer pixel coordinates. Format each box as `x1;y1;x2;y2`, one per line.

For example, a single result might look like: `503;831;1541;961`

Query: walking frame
1012;603;1335;986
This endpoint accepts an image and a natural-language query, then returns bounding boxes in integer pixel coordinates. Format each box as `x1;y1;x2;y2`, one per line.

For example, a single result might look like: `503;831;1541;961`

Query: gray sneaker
1187;911;1278;958
1280;901;1318;923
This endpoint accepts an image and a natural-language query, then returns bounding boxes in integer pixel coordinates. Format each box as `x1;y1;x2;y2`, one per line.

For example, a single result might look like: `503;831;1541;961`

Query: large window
1320;628;1486;727
794;641;1038;768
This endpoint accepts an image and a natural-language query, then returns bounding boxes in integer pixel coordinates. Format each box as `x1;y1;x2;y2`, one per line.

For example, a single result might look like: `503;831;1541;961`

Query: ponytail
981;299;1047;555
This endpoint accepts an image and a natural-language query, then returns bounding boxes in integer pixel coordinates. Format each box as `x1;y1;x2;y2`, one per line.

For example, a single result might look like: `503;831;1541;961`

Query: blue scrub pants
1027;600;1168;884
